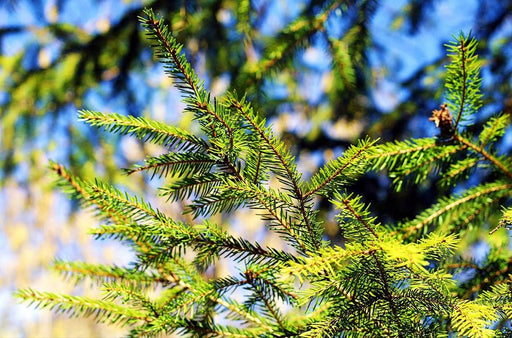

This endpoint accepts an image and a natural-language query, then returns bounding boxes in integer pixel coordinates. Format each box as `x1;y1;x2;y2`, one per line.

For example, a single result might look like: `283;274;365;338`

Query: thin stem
148;18;233;137
125;159;215;176
227;182;308;252
454;134;512;180
453;37;467;130
253;151;263;184
372;252;404;337
461;256;512;300
231;101;319;250
340;198;379;239
247;278;286;331
368;142;438;159
305;141;373;198
401;183;512;238
400;144;467;178
159;263;272;330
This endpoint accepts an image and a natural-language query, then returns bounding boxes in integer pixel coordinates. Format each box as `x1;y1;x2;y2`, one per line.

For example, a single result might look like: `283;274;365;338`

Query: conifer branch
283;244;376;282
453;36;468;130
194;229;296;266
371;138;468;190
478;113;510;147
52;260;162;285
230;100;319;250
226;182;308;252
214;298;273;332
50;162;130;224
124;153;216;178
142;9;233;138
372;252;404;337
103;282;160;319
169;272;271;330
157;260;272;330
305;138;375;198
441;157;480;186
401;182;512;237
451;301;497;338
445;33;482;130
51;162;85;197
371;142;438;159
398;143;467;178
454;134;512;180
338;196;379;239
244;269;287;331
15;289;148;324
79;110;207;151
89;181;161;222
497;207;512;231
142;11;200;97
462;195;503;233
461;260;512;300
160;173;224;202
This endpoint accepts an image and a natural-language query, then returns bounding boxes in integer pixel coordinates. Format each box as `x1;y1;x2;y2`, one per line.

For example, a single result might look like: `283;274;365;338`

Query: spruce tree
16;9;512;337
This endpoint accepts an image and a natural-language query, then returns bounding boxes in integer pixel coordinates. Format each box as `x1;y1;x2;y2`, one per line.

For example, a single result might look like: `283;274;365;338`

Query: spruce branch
242;268;289;331
371;138;468;191
440;157;480;187
50;162;130;224
52;260;162;286
192;222;298;268
224;180;309;252
140;9;203;98
445;33;483;130
305;138;376;198
15;289;148;325
160;173;224;202
282;243;375;282
79;110;207;151
186;188;247;217
124;152;217;179
333;191;380;240
461;259;512;299
141;9;234;141
229;99;320;251
371;251;404;337
497;207;512;231
451;301;497;338
400;181;512;238
87;179;164;223
478;113;510;148
454;133;512;180
102;282;159;318
371;138;438;164
153;259;272;330
160;264;272;331
396;143;467;183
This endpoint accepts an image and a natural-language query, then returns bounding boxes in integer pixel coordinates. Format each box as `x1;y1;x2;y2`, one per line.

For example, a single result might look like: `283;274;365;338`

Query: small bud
429;104;454;137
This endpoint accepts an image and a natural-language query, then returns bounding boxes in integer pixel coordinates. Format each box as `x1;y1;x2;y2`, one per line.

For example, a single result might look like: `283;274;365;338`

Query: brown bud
429;104;453;136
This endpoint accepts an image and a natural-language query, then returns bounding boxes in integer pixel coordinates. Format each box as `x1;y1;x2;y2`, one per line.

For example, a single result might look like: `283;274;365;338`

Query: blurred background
1;0;512;336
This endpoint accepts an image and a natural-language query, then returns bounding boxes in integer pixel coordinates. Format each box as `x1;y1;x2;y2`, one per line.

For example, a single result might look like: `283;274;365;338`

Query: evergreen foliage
15;10;512;337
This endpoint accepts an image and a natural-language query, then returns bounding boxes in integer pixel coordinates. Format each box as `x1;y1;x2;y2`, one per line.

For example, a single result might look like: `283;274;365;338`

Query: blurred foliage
2;0;512;335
